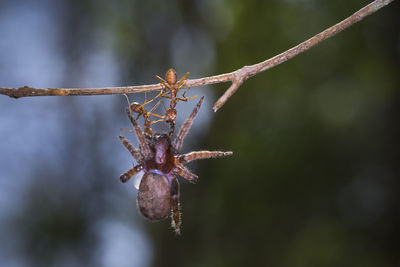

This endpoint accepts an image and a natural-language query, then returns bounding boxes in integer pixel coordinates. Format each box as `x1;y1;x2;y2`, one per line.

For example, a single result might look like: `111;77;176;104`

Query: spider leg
120;128;134;133
120;164;143;183
123;94;152;158
127;109;152;158
173;96;204;152
119;135;143;162
173;164;198;183
170;176;181;234
177;150;233;164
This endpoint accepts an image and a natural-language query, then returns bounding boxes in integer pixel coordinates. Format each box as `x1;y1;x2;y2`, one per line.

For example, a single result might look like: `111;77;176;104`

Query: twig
0;0;395;112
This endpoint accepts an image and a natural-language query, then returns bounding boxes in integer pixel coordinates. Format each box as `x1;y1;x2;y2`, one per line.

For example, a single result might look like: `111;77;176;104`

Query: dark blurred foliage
0;0;399;266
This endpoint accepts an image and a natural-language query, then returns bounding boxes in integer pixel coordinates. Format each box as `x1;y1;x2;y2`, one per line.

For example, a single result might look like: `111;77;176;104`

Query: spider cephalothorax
119;72;232;234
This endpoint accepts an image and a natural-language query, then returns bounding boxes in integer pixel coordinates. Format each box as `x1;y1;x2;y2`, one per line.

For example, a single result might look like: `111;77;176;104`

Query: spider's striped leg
177;150;233;164
120;164;143;183
173;164;198;183
173;96;204;152
119;135;143;162
123;94;152;158
169;176;181;234
126;108;152;158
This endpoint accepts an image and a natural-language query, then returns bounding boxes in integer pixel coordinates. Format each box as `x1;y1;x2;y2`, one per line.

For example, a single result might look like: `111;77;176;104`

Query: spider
119;96;233;234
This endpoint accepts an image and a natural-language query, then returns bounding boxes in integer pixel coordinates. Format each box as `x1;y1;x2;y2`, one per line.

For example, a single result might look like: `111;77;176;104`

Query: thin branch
0;0;394;112
212;0;395;111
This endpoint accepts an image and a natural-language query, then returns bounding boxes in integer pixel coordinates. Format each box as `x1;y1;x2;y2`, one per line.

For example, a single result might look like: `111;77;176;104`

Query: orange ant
124;94;165;136
155;69;196;136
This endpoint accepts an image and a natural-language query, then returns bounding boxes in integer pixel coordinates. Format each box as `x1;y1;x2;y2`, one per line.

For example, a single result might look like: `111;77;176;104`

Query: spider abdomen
136;172;171;221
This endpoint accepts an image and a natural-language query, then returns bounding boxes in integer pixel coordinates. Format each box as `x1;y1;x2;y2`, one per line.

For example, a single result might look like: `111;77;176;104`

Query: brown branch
0;0;395;112
212;0;395;111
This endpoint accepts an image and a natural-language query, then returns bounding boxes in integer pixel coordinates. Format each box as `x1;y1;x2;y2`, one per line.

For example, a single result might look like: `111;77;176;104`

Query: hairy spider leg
120;165;143;183
170;176;181;234
177;151;233;164
123;94;152;158
119;135;143;162
173;96;204;152
174;164;199;183
127;108;152;157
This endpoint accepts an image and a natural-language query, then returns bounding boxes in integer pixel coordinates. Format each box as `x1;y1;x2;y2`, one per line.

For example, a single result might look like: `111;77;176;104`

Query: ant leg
179;95;197;101
175;72;190;98
177;151;233;164
173;96;204;152
170;176;181;234
123;94;152;158
120;164;143;183
147;100;164;118
147;101;166;126
148;113;165;119
143;91;164;106
175;72;190;92
148;118;165;125
155;75;171;91
173;164;198;183
119;135;143;162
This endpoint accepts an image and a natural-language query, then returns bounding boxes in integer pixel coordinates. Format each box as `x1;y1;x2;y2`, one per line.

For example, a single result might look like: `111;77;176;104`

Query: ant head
130;102;141;113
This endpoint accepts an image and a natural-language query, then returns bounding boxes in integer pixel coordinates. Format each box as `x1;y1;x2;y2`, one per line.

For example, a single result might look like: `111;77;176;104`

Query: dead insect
119;96;232;234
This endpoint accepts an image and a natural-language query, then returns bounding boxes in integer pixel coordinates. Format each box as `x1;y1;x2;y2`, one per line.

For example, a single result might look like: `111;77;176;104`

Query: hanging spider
155;69;196;137
119;95;232;234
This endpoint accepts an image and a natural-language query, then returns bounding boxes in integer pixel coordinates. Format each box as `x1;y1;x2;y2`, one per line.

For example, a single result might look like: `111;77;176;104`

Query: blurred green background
0;0;399;266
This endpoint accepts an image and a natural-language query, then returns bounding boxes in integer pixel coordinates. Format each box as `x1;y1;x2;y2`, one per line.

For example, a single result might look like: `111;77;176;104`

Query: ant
128;93;165;136
155;69;196;137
